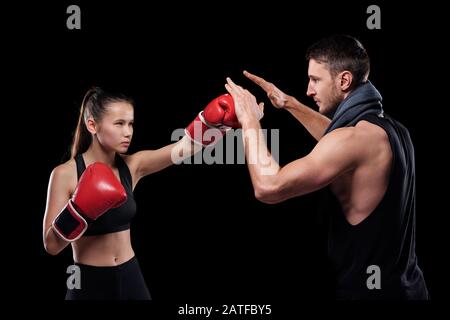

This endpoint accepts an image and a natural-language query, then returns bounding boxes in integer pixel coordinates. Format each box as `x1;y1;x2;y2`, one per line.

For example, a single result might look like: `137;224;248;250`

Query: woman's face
95;102;134;153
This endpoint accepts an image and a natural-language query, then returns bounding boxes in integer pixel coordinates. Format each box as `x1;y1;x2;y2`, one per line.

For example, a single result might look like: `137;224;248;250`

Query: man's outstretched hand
243;70;290;109
225;77;264;126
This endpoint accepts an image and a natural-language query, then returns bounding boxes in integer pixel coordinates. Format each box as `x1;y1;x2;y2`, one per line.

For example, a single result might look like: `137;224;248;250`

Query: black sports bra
75;154;137;236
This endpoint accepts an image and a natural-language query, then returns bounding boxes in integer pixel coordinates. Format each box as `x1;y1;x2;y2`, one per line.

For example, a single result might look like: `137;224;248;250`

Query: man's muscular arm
244;70;330;141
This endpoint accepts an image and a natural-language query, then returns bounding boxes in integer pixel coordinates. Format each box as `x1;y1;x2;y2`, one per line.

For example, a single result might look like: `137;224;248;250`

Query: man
225;35;428;299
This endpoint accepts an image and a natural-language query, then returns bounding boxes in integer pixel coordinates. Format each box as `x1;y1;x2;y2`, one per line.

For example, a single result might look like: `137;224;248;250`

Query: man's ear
85;118;97;134
340;71;353;91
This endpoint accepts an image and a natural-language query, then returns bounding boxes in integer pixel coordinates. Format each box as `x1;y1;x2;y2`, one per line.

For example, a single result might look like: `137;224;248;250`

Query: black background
5;0;444;317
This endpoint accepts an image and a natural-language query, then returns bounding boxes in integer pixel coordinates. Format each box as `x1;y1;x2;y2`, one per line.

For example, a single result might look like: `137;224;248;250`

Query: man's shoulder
322;126;356;144
322;122;389;154
354;120;390;146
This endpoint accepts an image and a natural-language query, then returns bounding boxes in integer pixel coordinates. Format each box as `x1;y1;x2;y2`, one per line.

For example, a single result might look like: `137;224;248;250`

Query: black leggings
65;256;151;300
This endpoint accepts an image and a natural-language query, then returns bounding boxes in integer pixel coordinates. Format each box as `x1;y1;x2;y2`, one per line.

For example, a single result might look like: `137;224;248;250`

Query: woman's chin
117;146;129;153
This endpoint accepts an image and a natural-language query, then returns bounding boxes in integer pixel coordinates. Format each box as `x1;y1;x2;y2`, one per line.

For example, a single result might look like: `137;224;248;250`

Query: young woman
42;87;238;299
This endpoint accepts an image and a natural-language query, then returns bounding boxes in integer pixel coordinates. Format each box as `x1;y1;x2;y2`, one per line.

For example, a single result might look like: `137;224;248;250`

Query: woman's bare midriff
72;230;135;266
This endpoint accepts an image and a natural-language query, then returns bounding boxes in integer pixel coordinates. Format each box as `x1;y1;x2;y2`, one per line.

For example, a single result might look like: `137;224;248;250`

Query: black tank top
75;154;137;236
326;113;429;299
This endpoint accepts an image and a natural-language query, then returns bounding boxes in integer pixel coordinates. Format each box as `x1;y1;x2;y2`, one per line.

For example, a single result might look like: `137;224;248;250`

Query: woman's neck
83;143;116;167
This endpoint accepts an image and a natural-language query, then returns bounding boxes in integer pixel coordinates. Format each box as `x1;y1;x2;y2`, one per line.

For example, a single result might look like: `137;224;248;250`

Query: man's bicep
308;129;359;184
277;130;358;198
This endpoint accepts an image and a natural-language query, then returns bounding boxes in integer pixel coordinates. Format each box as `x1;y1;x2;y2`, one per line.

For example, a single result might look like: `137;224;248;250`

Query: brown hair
70;87;134;158
306;34;370;88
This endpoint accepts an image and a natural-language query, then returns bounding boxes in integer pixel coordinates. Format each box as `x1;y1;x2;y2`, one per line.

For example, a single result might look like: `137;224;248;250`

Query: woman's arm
127;135;202;183
43;165;73;255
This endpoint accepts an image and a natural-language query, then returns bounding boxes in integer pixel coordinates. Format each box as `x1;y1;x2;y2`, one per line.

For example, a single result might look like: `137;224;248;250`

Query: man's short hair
306;34;370;87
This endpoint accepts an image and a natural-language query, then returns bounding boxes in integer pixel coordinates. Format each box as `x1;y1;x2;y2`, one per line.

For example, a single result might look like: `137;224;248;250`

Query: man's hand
225;77;264;126
244;70;290;109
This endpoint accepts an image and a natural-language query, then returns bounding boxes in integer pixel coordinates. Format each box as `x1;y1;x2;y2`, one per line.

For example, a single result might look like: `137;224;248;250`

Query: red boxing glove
52;162;127;242
185;94;240;146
